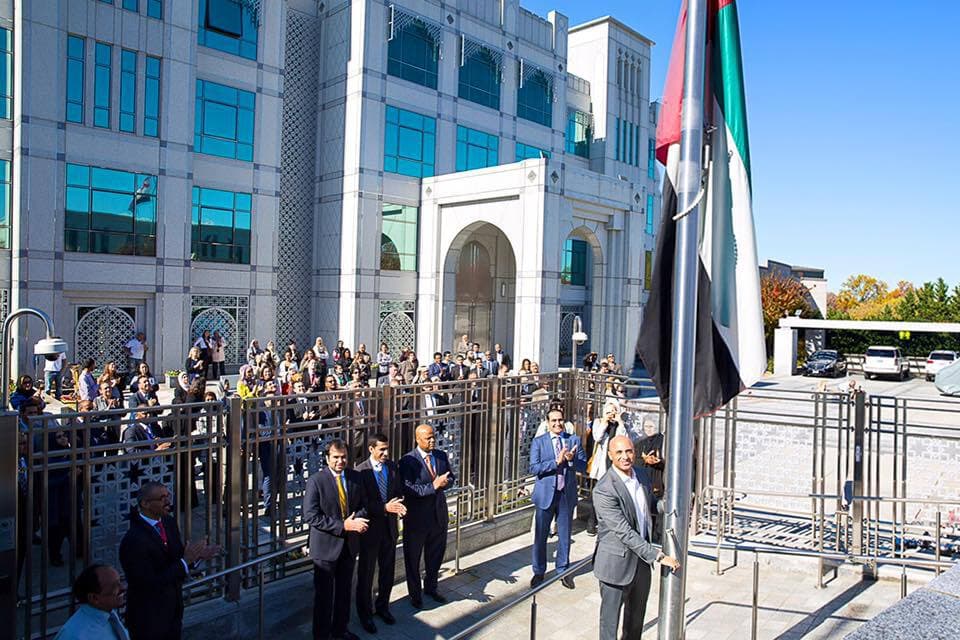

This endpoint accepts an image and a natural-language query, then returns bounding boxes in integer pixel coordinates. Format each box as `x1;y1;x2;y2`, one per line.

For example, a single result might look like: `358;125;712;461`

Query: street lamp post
1;306;67;640
570;315;588;371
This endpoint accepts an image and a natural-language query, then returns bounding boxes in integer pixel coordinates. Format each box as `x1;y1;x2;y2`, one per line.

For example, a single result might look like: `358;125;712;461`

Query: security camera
35;337;68;361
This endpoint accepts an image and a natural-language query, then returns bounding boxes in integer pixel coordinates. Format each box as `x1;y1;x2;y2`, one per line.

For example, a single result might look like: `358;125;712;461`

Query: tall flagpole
658;0;708;638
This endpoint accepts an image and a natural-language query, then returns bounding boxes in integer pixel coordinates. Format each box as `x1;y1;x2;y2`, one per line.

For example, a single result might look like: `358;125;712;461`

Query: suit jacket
592;466;659;586
529;432;587;510
399;447;455;532
119;511;187;639
303;468;366;563
355;458;404;541
449;364;469;381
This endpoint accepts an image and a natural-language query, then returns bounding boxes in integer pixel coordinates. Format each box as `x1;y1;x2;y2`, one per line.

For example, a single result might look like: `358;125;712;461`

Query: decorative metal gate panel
74;305;136;368
190;295;249;365
378;301;415;357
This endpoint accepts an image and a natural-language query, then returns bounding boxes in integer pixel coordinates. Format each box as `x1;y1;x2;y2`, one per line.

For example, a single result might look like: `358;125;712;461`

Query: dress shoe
335;632;360;640
530;574;544;589
359;618;377;634
425;591;448;604
376;609;396;625
561;576;575;590
410;597;423;610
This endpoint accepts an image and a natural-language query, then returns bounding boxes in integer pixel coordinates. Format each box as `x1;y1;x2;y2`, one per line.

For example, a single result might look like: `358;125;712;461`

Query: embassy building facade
7;0;659;374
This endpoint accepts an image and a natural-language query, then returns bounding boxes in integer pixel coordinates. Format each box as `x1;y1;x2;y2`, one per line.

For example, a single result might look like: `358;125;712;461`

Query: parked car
802;350;847;378
925;350;958;381
863;346;911;380
934;358;960;395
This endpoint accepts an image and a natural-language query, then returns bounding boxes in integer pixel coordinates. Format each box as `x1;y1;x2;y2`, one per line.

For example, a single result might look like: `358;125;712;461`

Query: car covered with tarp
934;358;960;396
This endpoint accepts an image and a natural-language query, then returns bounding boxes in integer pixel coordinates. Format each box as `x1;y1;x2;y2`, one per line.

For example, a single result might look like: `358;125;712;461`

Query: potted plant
165;370;182;389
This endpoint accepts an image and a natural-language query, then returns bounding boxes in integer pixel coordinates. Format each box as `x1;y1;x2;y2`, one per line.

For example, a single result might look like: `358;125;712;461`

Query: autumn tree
760;272;814;348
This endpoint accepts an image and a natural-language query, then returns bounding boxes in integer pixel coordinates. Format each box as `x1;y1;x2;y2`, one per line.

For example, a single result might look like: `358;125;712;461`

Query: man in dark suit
399;424;455;608
354;433;407;632
119;481;219;640
593;436;680;640
304;439;369;640
529;407;587;589
494;343;511;370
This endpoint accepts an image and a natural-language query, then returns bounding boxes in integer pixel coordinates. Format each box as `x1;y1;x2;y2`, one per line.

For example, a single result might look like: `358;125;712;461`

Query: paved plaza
183;525;923;640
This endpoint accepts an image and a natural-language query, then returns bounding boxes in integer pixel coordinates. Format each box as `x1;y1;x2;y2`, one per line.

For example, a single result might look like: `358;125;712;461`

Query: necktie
155;521;168;547
108;610;128;640
553;438;565;491
376;466;389;502
336;474;348;518
424;454;436;479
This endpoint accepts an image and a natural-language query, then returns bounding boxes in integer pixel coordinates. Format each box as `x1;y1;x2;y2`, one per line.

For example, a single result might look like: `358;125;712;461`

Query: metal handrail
445;554;595;640
187;544;297;590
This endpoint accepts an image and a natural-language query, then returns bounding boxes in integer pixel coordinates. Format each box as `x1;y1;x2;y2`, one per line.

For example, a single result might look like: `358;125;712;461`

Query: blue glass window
458;47;499;109
634;125;640;166
191;186;251;264
119;50;136;133
381;202;418;271
194;79;255;161
614;117;620;162
0;160;9;249
515;142;548;162
147;0;162;18
517;68;552;127
646;194;655;235
627;122;634;167
383;105;435;178
387;21;438;89
94;43;112;128
0;29;11;119
199;0;258;61
648;138;656;179
65;163;157;256
565;110;591;159
456;125;498;172
561;238;588;286
144;56;160;137
66;36;85;124
123;0;138;10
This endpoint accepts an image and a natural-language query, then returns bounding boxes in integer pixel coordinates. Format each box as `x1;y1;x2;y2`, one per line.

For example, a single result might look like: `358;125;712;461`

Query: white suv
863;346;910;380
926;350;958;381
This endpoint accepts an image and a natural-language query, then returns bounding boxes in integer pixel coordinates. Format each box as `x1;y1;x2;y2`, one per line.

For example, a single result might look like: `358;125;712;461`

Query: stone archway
442;223;517;355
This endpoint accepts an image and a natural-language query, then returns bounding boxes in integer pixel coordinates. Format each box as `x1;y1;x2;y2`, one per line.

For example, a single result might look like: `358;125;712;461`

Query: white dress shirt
612;466;651;541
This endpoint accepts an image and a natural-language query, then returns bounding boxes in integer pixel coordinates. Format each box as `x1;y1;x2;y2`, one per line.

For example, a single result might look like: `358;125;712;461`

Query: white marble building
5;0;659;376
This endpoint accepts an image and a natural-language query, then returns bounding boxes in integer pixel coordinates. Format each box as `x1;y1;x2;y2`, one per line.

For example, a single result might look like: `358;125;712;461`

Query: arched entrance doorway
444;223;517;354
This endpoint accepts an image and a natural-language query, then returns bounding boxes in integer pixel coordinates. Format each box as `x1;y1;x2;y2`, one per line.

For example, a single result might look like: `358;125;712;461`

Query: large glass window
380;202;417;271
644;250;653;290
66;36;85;124
561;238;588;286
387;21;438;89
614;117;620;162
646;194;655;235
191;186;251;264
65;163;157;256
648;137;656;179
515;142;548;162
122;0;138;10
383;105;435;178
199;0;258;60
119;50;136;133
144;56;160;137
627;122;634;167
459;47;499;109
147;0;162;18
455;125;498;172
565;110;591;159
517;68;552;127
194;79;255;161
0;160;9;249
94;43;112;128
0;29;11;119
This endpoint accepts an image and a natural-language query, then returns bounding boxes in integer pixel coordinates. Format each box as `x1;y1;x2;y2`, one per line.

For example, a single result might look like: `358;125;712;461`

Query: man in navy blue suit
399;424;455;608
529;407;587;589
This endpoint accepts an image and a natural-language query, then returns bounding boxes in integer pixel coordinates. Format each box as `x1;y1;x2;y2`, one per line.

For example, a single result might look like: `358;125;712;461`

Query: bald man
593;436;680;640
399;424;456;608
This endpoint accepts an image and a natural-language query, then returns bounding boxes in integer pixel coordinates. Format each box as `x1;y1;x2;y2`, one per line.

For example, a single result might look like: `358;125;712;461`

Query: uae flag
635;0;765;417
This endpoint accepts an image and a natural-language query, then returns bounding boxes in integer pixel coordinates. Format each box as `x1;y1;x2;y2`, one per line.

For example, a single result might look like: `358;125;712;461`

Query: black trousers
599;563;652;640
313;547;356;640
402;524;446;600
356;527;397;618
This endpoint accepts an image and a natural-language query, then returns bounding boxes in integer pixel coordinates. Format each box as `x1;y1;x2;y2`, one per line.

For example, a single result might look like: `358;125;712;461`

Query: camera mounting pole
1;307;68;410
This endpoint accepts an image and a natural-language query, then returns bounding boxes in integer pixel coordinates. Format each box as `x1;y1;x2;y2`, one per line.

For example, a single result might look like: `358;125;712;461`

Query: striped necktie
336;474;348;518
376;465;389;502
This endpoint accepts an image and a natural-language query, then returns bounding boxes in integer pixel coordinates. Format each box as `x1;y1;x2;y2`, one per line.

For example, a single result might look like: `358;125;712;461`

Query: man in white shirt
592;435;680;640
124;332;148;373
55;563;129;639
44;347;67;401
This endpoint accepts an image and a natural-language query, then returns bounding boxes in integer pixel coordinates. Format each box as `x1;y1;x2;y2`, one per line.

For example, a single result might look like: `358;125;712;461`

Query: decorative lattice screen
190;295;249;365
378;301;416;357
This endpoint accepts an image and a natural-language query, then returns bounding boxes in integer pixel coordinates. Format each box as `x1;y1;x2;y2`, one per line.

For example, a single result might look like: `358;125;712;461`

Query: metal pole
658;1;708;638
751;552;759;640
529;594;537;640
0;411;18;640
571;315;582;371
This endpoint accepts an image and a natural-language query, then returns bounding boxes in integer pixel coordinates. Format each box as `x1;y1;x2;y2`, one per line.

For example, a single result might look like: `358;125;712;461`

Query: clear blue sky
523;0;960;293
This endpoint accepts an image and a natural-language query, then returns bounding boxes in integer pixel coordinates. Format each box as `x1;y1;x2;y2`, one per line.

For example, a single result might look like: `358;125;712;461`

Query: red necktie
424;454;437;479
155;521;168;547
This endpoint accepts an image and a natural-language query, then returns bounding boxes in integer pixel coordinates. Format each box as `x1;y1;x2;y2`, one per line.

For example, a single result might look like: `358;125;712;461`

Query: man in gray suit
593;436;681;639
